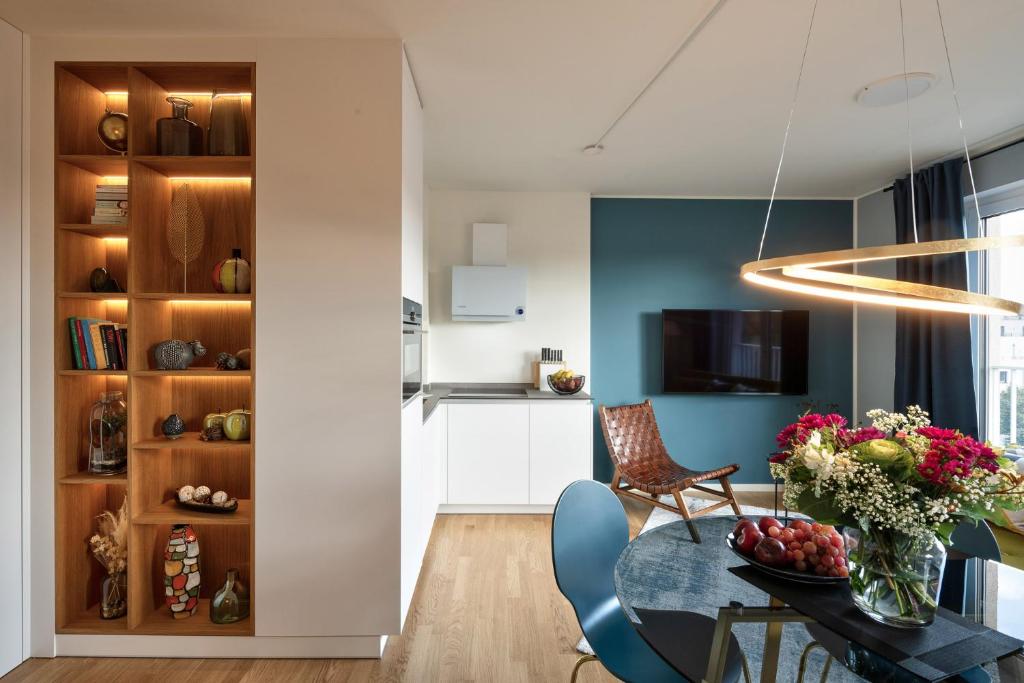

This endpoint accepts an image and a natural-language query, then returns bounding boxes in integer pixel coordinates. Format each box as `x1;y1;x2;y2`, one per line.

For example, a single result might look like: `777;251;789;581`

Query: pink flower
824;413;848;428
917;426;960;440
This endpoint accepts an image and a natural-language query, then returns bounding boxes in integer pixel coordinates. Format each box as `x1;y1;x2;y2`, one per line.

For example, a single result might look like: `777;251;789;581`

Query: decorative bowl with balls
547;370;586;395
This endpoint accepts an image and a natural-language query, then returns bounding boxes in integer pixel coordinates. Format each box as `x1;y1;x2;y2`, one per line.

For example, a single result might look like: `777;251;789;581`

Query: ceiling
3;0;1023;198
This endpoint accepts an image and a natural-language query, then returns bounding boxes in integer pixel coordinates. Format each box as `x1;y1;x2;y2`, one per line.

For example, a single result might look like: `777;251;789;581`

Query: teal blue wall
591;198;854;483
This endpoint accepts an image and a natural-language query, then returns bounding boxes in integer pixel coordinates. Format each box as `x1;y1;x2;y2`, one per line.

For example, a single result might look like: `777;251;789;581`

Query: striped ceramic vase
164;524;200;618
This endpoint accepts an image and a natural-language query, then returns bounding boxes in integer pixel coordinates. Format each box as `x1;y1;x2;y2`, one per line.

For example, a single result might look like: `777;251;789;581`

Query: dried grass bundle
89;496;128;576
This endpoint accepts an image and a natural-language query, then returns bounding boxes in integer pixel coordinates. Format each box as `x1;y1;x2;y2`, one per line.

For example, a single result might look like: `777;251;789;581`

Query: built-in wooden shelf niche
53;61;255;637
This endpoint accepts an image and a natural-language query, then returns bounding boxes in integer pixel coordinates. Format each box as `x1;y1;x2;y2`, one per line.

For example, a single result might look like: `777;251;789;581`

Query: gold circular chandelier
741;0;1021;316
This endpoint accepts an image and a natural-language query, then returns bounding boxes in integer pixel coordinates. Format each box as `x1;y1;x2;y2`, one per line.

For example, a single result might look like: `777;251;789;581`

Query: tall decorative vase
164;524;201;619
844;525;946;628
210;568;250;624
88;391;127;475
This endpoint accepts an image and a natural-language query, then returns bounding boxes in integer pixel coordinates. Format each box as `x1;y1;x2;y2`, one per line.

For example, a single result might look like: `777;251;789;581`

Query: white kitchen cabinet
447;403;530;504
400;396;423;626
528;402;593;504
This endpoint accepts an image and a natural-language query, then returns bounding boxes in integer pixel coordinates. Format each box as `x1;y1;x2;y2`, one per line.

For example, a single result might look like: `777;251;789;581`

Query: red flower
768;452;790;464
824;413;848;428
917;426;960;440
841;426;886;446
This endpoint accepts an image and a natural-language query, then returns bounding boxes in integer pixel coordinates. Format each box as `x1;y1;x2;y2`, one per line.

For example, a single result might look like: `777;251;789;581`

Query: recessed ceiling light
582;144;604;156
856;72;938;107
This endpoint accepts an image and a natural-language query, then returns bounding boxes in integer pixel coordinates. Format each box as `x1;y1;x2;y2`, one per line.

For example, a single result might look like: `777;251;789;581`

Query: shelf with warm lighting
132;369;251;378
58;369;128;377
58;292;128;301
133;155;251;178
134;432;251;450
132;292;251;302
59;223;129;238
57;154;128;176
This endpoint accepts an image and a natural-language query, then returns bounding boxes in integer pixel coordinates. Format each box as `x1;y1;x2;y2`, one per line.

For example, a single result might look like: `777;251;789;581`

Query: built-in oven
402;298;423;401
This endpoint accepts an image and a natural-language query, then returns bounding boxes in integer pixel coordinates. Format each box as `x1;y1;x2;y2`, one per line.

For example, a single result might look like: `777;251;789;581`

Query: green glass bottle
210;568;249;624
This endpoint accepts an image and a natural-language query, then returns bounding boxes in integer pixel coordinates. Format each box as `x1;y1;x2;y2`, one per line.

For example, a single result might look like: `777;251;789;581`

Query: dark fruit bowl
547;374;586;395
725;532;847;584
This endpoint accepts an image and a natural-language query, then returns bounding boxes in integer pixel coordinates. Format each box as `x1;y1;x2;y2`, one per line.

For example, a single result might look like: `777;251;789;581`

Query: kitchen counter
423;383;592;422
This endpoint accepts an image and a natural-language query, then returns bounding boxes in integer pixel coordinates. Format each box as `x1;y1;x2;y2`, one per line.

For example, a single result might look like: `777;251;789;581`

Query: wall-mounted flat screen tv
662;309;809;394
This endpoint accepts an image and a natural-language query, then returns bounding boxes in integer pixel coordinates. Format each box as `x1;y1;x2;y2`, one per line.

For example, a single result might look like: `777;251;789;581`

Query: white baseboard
55;634;387;658
439;504;554;514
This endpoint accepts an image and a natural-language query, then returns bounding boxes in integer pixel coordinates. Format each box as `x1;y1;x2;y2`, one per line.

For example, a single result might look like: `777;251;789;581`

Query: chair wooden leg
570;654;598;683
672;489;701;543
720;476;742;515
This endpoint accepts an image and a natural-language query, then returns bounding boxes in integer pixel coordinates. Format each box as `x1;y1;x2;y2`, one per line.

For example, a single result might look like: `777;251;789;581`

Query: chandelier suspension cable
935;0;983;229
898;0;919;243
756;0;820;261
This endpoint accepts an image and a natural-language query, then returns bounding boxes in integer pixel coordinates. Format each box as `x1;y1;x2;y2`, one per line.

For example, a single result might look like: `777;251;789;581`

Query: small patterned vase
164;524;200;619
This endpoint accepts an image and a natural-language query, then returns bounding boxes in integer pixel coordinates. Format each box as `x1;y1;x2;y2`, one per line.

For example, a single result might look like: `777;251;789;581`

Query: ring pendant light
740;0;1023;316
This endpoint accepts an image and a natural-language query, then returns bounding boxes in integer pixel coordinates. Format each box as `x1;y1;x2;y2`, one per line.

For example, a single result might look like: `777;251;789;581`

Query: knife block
534;361;566;391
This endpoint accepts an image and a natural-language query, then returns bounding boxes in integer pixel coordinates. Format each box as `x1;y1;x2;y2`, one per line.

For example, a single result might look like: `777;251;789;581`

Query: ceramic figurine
153;339;207;370
163;524;200;619
215;351;241;370
161;413;186;439
235;348;251;369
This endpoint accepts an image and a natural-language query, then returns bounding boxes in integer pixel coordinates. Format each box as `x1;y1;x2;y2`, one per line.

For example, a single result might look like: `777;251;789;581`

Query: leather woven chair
599;399;741;543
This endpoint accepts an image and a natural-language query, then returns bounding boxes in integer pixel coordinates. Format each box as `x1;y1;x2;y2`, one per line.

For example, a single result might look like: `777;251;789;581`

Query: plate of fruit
726;516;849;584
547;370;586;395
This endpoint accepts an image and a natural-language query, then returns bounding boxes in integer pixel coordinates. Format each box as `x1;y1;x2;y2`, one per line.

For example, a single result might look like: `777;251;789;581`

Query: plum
735;525;764;555
754;537;787;566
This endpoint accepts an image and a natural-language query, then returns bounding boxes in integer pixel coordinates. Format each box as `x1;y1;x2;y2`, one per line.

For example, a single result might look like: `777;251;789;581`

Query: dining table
614;516;1024;683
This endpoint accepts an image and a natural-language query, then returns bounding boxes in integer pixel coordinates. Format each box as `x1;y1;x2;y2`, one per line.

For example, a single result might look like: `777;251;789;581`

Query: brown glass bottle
157;97;203;155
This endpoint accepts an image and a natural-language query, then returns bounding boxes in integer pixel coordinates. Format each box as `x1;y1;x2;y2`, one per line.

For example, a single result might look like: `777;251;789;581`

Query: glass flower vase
843;525;946;628
100;571;127;619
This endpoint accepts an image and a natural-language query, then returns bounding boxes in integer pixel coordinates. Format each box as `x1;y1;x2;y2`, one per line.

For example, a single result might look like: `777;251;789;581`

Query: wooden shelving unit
54;62;255;637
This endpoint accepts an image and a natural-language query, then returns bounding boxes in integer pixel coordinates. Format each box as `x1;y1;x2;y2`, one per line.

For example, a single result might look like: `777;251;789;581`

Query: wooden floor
8;491;777;682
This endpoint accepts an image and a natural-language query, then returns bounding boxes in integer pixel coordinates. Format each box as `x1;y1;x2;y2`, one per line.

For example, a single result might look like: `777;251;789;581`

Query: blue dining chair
551;480;749;682
797;519;1001;683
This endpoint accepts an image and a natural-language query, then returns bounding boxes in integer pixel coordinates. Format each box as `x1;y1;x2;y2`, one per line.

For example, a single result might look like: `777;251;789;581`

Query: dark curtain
893;157;979;436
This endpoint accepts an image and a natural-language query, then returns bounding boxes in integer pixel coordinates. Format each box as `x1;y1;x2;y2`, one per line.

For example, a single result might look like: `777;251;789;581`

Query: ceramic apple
223;408;251;441
202;411;226;431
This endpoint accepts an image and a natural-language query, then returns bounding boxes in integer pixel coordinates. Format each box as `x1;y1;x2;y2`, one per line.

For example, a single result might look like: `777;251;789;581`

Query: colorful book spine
67;317;82;370
100;324;117;370
89;322;108;369
118;327;128;368
114;324;127;369
79;319;96;369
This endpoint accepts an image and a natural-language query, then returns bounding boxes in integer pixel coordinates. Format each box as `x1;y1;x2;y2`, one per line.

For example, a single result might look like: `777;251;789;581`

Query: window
981;208;1024;449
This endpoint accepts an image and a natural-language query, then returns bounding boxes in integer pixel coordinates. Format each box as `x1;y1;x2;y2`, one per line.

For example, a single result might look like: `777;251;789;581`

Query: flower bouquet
89;496;128;619
770;406;1024;627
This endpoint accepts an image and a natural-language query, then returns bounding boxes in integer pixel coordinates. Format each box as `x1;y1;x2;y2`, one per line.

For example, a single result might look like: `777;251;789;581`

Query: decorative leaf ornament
166;183;205;292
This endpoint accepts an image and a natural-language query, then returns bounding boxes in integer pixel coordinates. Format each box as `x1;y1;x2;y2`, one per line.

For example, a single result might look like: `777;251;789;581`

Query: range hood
451;265;527;322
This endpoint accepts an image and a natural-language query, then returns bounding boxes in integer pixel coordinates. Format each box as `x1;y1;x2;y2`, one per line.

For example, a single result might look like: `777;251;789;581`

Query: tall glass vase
207;91;250;156
100;571;127;619
88;391;127;475
844;525;946;628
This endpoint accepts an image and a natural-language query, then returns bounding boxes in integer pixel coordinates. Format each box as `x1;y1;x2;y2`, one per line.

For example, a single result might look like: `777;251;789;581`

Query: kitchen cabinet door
529;402;593;505
447;403;530;504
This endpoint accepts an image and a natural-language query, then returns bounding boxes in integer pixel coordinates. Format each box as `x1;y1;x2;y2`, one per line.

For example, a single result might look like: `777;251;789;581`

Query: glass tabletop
614;516;1024;681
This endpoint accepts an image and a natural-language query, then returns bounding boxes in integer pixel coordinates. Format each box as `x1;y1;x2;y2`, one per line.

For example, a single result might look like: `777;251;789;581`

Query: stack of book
92;184;128;225
67;317;127;370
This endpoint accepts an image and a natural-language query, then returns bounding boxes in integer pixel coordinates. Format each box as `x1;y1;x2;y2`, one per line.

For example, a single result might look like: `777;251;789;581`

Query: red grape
814;564;828;575
758;517;784;535
814;535;830;548
820;554;835;568
830;534;844;548
793;529;806;541
837;566;850;578
808;553;820;565
768;526;781;538
811;522;822;533
793;550;805;561
780;529;795;543
794;560;808;572
802;541;817;555
834;556;846;568
828;568;839;577
828;545;841;557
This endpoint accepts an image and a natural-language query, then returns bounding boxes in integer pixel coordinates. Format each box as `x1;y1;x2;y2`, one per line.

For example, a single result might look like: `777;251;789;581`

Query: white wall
427;190;590;383
0;17;23;677
27;34;405;652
